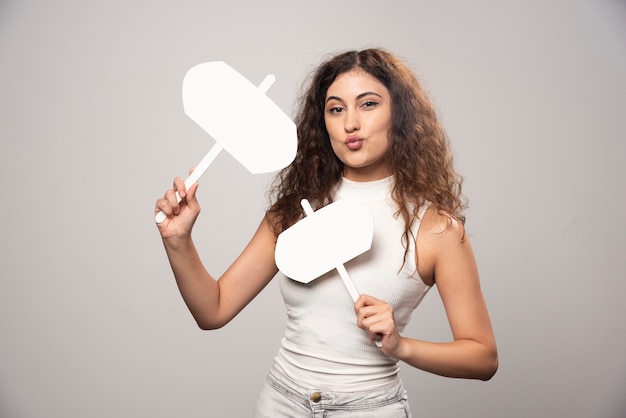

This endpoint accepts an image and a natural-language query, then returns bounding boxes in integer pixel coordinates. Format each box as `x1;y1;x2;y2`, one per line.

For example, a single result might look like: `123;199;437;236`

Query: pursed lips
345;135;364;150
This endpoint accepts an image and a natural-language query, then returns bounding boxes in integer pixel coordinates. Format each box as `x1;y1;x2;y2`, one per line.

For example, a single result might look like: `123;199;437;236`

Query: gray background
1;0;625;417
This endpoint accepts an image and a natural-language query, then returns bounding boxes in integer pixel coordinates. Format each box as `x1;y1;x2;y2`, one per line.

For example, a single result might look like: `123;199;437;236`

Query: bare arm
155;176;279;330
355;207;498;380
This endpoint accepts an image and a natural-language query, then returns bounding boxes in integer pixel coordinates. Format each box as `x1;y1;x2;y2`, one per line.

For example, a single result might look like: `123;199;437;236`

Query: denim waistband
265;366;409;414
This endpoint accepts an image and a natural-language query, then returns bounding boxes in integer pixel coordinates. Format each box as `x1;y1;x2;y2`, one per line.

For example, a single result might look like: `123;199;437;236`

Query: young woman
155;48;497;417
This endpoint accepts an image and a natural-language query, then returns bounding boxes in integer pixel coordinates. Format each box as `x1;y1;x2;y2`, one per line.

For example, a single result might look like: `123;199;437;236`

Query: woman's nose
344;110;360;132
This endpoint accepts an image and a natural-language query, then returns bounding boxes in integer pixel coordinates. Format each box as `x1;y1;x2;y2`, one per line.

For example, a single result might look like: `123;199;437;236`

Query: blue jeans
253;367;412;417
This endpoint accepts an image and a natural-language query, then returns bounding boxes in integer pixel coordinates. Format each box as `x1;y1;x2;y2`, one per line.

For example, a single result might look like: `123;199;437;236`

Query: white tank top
271;176;431;391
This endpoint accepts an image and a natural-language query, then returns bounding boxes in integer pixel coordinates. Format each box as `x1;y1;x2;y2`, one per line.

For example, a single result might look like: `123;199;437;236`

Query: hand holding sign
155;61;297;223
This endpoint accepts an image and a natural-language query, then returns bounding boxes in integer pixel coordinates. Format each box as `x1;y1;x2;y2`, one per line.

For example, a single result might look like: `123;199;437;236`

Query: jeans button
310;391;322;403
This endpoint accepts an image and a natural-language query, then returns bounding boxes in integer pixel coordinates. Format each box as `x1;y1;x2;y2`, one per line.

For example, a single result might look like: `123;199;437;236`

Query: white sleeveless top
271;176;431;390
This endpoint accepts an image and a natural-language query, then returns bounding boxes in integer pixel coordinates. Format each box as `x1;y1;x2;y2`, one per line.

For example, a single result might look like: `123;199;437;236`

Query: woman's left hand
354;294;403;356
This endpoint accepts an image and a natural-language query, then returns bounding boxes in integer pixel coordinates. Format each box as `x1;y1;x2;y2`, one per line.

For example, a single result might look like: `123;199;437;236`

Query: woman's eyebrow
326;95;343;104
356;91;383;100
326;91;383;104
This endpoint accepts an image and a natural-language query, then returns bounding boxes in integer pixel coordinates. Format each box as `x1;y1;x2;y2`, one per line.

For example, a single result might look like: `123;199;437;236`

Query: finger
357;293;380;308
359;306;395;336
155;197;173;217
359;314;386;348
164;188;181;215
173;176;186;199
356;307;379;331
356;304;383;324
188;166;196;175
354;293;378;313
361;315;388;343
184;182;201;212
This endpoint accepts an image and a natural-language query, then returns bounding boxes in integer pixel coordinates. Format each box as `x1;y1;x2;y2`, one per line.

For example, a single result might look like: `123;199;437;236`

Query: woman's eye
362;101;378;109
328;106;343;114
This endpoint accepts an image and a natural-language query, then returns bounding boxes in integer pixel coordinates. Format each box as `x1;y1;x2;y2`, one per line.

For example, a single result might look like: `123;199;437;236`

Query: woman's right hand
154;173;201;240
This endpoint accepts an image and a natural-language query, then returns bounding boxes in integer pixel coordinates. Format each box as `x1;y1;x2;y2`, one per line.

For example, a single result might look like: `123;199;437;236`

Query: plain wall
1;0;625;417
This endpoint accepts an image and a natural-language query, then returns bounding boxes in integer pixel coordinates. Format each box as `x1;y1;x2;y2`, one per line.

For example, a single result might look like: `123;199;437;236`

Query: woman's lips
345;136;363;151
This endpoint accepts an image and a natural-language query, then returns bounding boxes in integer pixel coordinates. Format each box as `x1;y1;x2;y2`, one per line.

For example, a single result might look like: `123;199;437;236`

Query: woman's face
324;69;392;182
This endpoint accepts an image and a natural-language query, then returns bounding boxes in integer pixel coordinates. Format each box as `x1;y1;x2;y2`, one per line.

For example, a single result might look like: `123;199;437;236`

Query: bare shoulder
416;205;470;286
420;205;466;243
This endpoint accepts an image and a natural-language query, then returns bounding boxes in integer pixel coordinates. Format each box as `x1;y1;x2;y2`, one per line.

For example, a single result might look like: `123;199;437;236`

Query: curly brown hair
267;48;466;256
